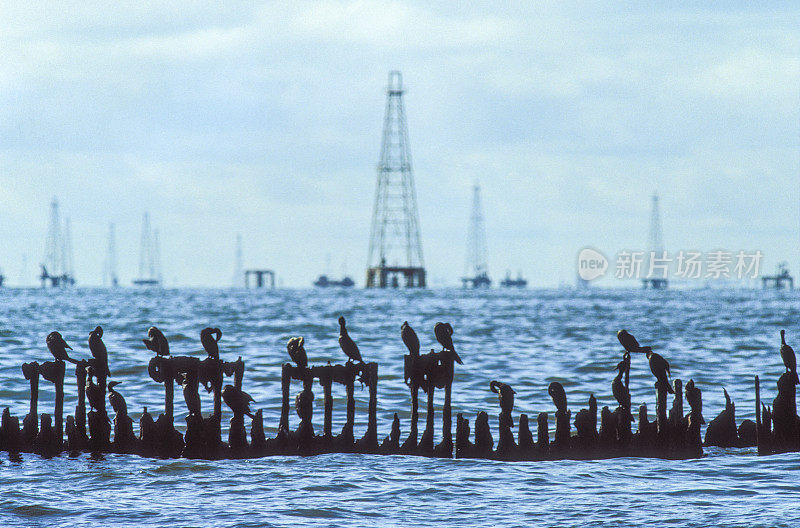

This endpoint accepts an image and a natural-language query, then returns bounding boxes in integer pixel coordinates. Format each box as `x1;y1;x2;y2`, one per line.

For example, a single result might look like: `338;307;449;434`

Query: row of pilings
0;328;797;461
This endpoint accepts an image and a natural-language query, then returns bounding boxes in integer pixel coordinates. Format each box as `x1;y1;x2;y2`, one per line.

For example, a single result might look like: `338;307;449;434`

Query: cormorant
142;326;169;357
88;326;110;378
489;380;516;415
85;367;104;412
685;379;703;423
617;329;652;354
612;356;632;412
107;381;127;416
179;370;202;416
46;332;78;364
401;321;420;358
646;350;674;394
434;322;463;365
287;337;308;369
201;327;222;360
780;330;799;383
222;385;255;418
548;381;568;413
400;321;419;357
338;316;363;363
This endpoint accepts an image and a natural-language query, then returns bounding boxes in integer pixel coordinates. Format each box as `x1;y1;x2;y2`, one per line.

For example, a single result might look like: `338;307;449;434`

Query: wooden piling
280;363;290;431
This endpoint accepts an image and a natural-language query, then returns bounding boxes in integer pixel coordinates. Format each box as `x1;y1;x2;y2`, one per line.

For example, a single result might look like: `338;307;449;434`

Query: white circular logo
577;248;608;281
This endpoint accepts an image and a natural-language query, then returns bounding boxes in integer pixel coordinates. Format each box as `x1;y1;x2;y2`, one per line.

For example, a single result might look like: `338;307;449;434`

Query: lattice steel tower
366;71;425;288
642;193;668;289
462;183;491;288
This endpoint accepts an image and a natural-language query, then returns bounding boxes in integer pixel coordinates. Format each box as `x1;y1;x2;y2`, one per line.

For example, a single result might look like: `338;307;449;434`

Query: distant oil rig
365;71;426;289
462;184;491;288
132;212;162;287
642;193;668;290
40;198;75;287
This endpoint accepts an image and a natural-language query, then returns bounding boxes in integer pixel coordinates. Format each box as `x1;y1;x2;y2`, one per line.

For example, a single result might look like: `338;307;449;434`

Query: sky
1;2;799;287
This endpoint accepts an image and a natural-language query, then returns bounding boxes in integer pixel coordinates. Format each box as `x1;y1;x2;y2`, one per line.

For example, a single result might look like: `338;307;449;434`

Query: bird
85;367;105;412
222;385;254;418
88;326;111;378
338;316;363;363
612;358;632;412
780;330;799;383
646;350;674;394
287;337;308;369
489;380;516;416
179;370;202;416
107;381;128;416
434;322;463;365
685;379;703;423
616;330;652;354
548;381;568;413
142;326;169;357
401;321;420;358
46;332;78;364
201;327;222;360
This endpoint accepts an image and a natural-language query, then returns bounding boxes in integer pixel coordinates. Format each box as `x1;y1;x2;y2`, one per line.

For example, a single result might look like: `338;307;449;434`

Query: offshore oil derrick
642;193;667;289
462;184;490;288
40;198;75;287
133;212;161;287
104;223;119;287
366;71;426;288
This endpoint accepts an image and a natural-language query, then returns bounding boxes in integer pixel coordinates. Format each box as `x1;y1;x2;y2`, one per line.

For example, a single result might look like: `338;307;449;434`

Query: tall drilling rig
461;183;491;288
40;198;75;287
365;71;426;288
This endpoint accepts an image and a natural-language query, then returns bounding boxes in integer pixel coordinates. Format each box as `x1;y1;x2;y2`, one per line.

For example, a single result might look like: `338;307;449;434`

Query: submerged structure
366;71;426;289
1;320;794;462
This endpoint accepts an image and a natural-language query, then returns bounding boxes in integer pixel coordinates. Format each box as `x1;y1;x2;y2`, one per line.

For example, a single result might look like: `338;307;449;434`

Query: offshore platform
462;184;491;288
132;212;162;287
40;198;75;287
642;193;668;290
366;71;426;288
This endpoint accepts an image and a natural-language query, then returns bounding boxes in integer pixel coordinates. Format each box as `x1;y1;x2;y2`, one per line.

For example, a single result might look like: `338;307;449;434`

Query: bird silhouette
489;380;516;415
685;379;703;423
143;326;170;357
85;367;105;412
616;330;652;353
780;330;799;383
88;326;111;377
646;350;674;394
287;337;308;369
201;327;222;360
612;356;632;413
222;385;254;418
434;322;463;365
46;332;78;364
401;321;420;358
179;370;202;416
548;381;568;413
107;381;127;416
338;317;363;363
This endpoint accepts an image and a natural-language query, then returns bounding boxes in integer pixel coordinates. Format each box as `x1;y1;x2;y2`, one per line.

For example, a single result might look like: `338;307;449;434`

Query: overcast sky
1;2;799;287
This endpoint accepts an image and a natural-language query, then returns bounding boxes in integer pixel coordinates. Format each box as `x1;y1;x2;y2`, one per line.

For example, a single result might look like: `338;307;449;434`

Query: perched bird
107;381;128;416
287;337;308;369
88;326;110;378
142;326;169;357
401;321;420;358
646;350;674;393
85;367;105;412
201;327;222;360
548;381;568;413
434;322;463;365
780;330;799;383
179;370;202;416
685;379;703;423
46;332;78;364
338;316;363;363
222;385;255;418
617;330;652;354
612;358;632;412
489;380;516;416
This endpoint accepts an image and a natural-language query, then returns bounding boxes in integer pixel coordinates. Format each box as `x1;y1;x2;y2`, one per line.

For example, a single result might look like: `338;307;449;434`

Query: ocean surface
1;287;799;527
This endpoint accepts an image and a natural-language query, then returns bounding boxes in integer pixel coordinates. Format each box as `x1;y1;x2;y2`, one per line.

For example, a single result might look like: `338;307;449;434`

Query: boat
313;275;355;288
500;271;527;288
